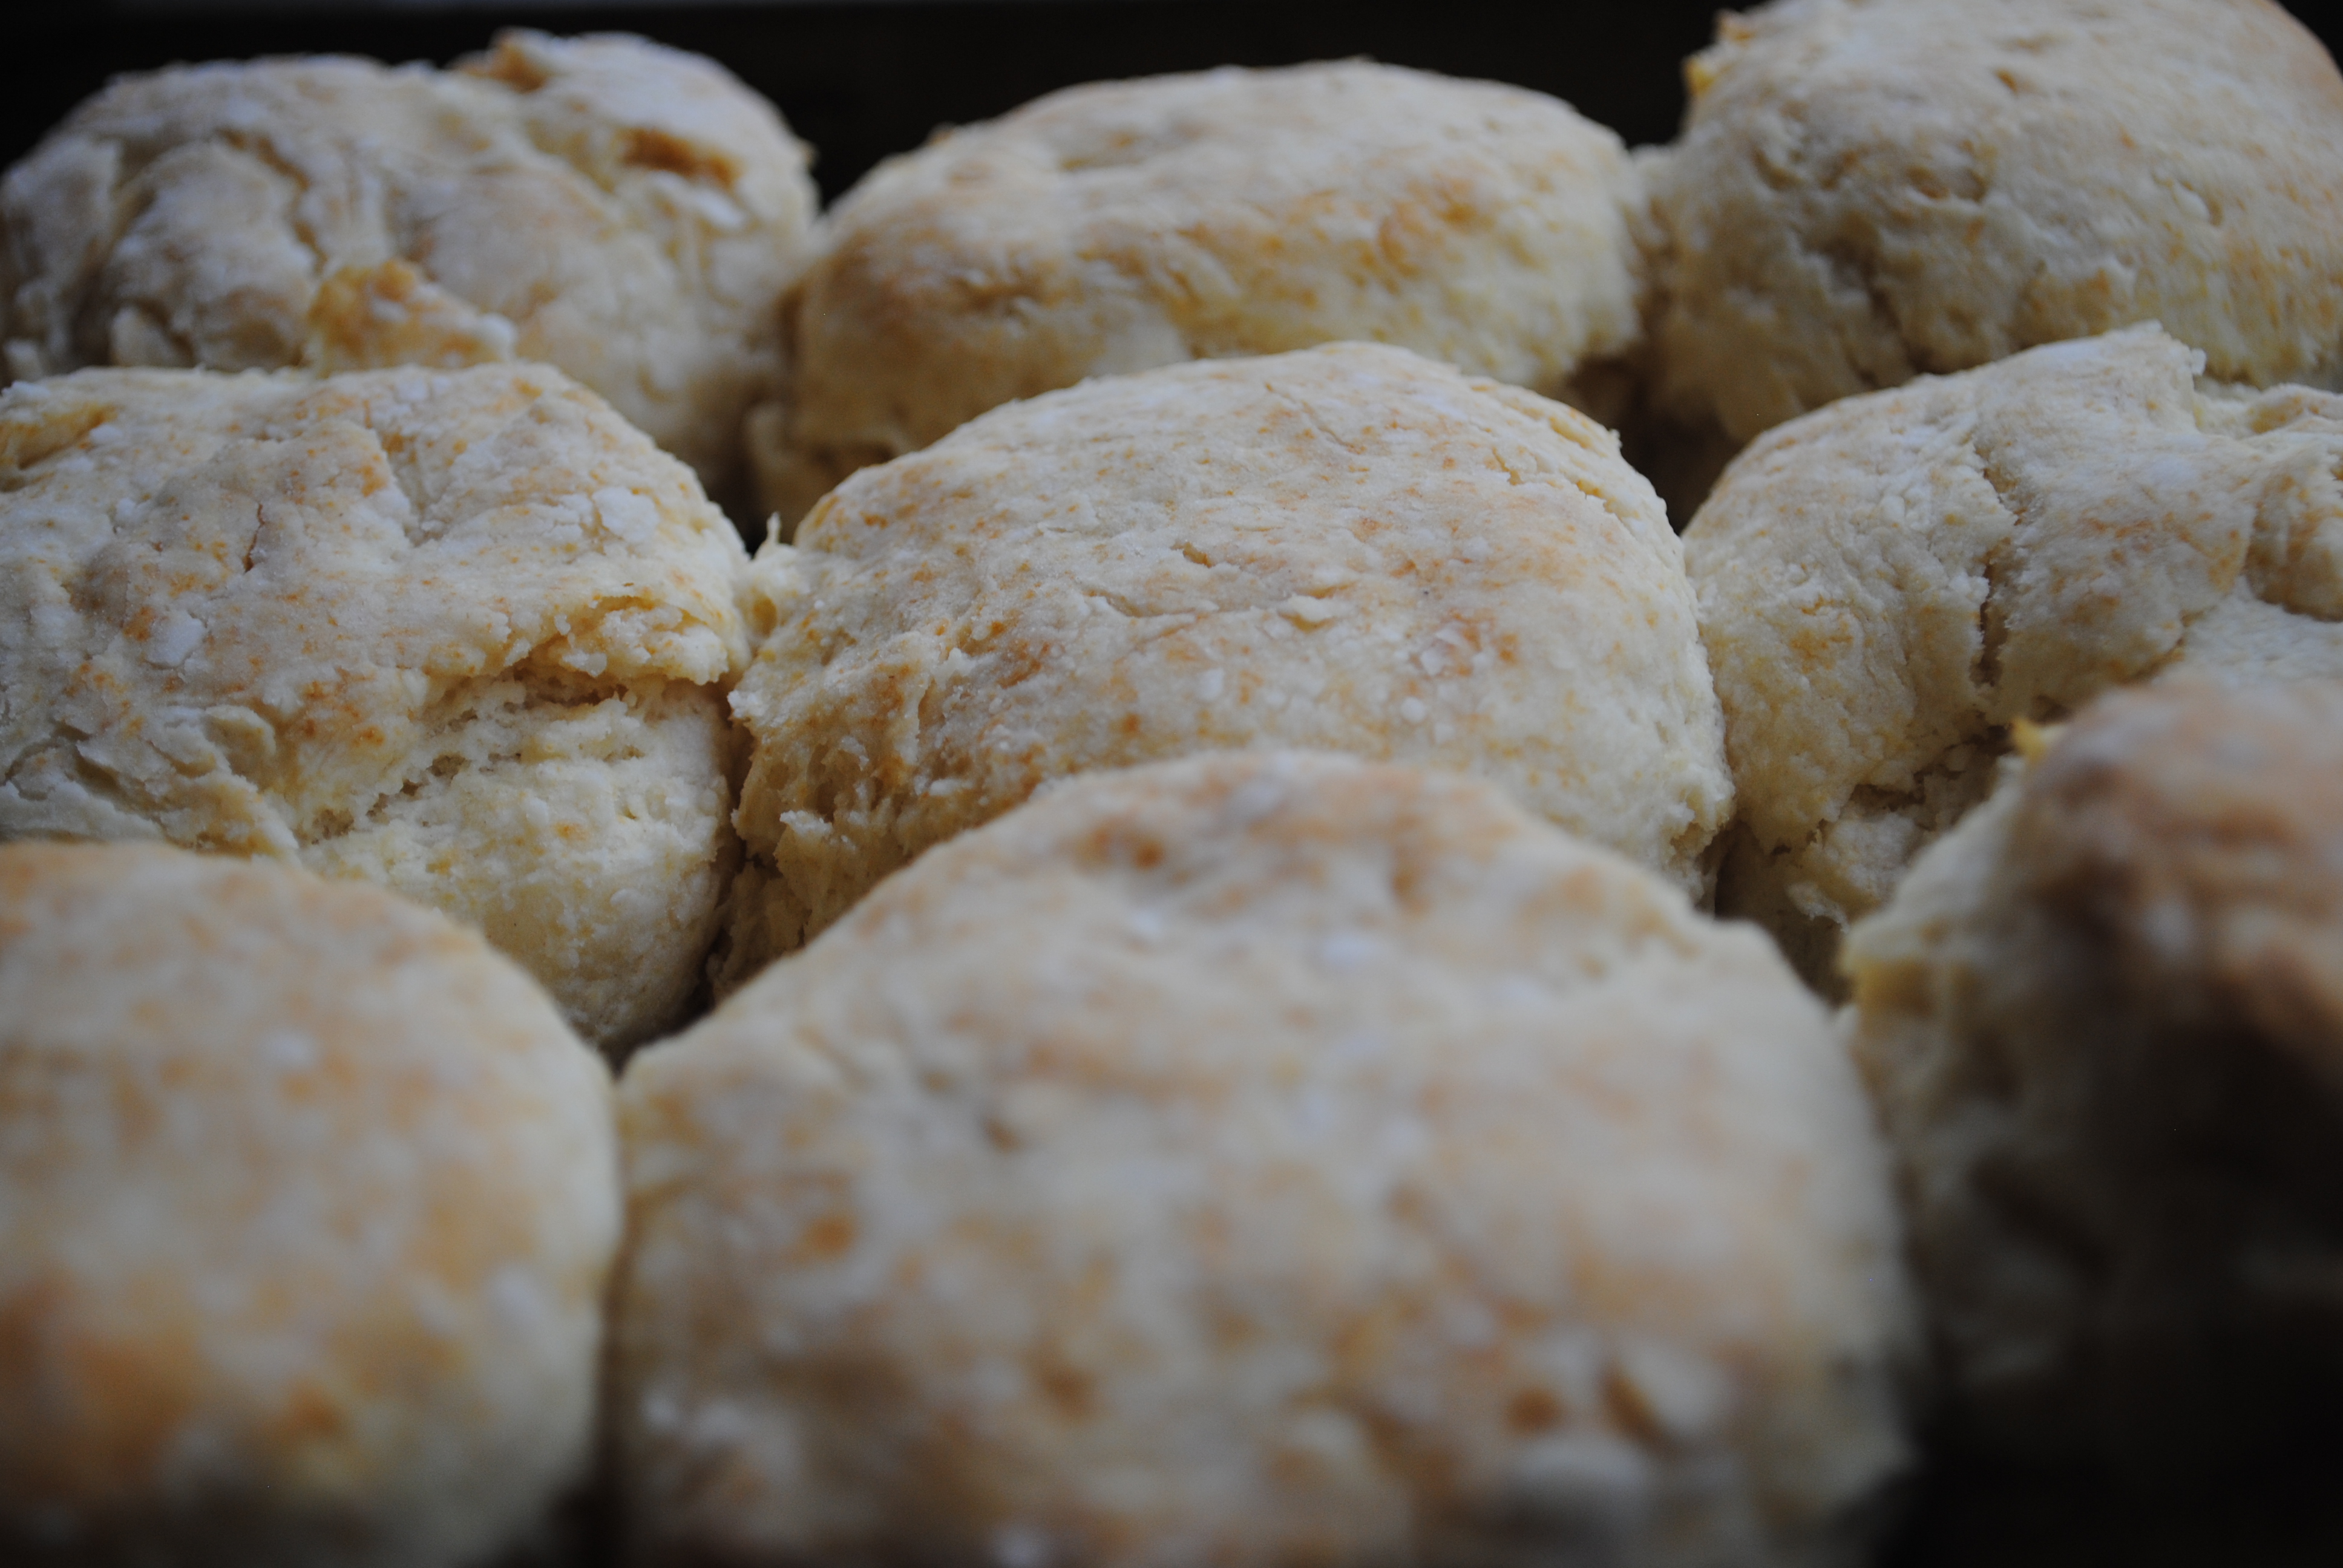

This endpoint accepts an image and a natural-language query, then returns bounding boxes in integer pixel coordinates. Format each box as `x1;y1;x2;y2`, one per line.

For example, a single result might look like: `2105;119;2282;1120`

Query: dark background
11;4;2343;1564
10;2;1733;203
15;1;2338;206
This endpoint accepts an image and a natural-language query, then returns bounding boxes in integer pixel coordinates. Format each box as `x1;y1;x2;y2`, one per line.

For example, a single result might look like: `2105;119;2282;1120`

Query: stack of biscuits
4;2;2342;1563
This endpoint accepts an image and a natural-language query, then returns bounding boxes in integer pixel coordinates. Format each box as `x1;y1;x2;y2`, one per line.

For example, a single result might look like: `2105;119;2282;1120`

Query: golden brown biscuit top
782;61;1643;463
1648;0;2343;443
725;343;1729;973
1;32;818;483
0;364;749;857
1691;325;2343;880
0;840;618;1560
619;752;1912;1568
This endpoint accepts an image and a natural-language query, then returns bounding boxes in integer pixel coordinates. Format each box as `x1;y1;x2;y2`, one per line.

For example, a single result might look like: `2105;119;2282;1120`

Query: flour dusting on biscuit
618;751;1916;1568
725;342;1731;985
0;32;818;496
0;363;751;1051
1687;326;2343;988
0;841;618;1567
752;62;1644;522
1644;0;2343;451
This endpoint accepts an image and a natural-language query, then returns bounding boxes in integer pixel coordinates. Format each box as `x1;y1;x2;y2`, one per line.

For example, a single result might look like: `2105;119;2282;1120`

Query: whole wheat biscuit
616;750;1917;1568
724;342;1732;985
1846;680;2343;1474
1643;0;2343;451
0;840;619;1567
1685;326;2343;991
0;31;818;497
749;62;1645;524
0;363;752;1051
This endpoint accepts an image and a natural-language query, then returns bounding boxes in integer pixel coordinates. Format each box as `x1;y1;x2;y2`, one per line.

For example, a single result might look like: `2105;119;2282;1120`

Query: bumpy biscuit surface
725;342;1731;984
0;841;619;1567
0;31;818;495
1686;325;2343;989
750;62;1644;522
0;364;751;1050
617;751;1916;1568
1847;681;2343;1472
1644;0;2343;448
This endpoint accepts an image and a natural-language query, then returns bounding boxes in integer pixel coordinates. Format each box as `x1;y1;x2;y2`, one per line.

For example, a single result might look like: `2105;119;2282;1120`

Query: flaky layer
0;364;751;1049
725;343;1731;985
751;62;1643;523
0;32;818;493
1687;326;2343;989
1645;0;2343;448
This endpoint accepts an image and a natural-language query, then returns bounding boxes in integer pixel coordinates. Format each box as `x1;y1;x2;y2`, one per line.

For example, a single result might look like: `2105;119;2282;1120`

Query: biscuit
615;750;1918;1568
1685;326;2343;990
724;342;1732;984
0;364;752;1051
1846;679;2343;1474
0;31;818;497
1643;0;2343;449
750;62;1645;524
0;840;619;1566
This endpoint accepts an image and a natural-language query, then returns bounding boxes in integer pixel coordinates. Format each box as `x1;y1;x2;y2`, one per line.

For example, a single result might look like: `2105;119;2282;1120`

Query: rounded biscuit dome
1685;325;2343;990
750;61;1646;523
614;750;1918;1568
1846;679;2343;1474
0;363;753;1052
0;840;620;1567
724;342;1732;984
1644;0;2343;448
0;31;819;495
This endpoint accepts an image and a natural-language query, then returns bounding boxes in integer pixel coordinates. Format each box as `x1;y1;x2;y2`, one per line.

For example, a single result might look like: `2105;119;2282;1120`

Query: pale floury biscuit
724;343;1732;985
616;751;1918;1568
1685;326;2343;990
1847;681;2343;1475
0;31;818;497
750;62;1645;523
0;364;752;1051
0;841;620;1567
1644;0;2343;451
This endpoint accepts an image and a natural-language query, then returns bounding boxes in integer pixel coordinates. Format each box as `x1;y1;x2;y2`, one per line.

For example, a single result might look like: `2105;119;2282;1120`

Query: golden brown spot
791;1211;858;1264
1034;1358;1095;1419
1507;1386;1564;1433
624;126;740;186
270;1378;352;1446
1;1296;204;1503
1331;1299;1404;1377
